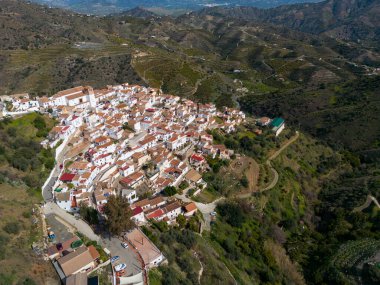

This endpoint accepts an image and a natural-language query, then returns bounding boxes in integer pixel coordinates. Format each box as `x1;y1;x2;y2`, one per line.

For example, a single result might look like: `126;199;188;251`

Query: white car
115;263;127;272
121;242;129;248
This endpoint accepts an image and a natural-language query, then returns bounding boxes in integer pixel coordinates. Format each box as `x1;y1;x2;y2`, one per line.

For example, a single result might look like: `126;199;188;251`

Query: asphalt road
43;202;100;241
42;142;71;201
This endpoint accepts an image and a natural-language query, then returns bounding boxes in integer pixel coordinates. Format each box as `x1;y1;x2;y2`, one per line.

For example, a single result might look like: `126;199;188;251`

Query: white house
93;153;113;166
122;189;139;204
131;206;146;224
119;163;135;177
166;135;187;151
163;201;183;220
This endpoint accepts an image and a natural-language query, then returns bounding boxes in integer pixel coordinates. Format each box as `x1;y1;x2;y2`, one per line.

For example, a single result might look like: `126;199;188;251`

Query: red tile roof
60;173;76;182
191;154;204;162
132;206;143;216
146;208;165;219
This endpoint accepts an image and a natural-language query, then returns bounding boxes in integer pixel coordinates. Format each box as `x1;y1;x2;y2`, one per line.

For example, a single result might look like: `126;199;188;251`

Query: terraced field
331;239;380;271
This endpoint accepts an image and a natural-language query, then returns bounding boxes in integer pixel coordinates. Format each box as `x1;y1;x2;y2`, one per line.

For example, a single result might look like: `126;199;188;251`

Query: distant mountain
196;0;380;44
29;0;322;15
118;7;158;19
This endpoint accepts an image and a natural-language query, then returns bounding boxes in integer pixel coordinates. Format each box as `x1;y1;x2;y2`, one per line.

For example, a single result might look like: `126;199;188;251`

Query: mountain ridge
194;0;380;44
28;0;323;14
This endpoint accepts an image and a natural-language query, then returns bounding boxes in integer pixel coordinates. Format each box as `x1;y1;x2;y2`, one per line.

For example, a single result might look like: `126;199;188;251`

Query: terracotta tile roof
132;199;150;209
54;86;84;98
184;202;197;213
149;196;165;207
88;245;100;260
145;208;165;219
69;161;88;171
184;169;202;183
190;154;204;162
164;201;181;213
58;246;94;276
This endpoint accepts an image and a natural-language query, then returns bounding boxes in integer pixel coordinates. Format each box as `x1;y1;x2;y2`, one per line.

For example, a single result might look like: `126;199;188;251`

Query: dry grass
0;184;58;284
264;239;305;285
224;156;260;195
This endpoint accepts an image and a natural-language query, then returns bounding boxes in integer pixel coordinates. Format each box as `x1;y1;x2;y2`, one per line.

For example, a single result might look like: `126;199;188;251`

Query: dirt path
193;251;204;284
261;131;299;192
236;132;300;197
183;75;210;97
353;195;380;213
176;133;300;228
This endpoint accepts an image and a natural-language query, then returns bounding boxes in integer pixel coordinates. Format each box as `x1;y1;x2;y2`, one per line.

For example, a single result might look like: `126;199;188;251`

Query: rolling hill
0;1;380;284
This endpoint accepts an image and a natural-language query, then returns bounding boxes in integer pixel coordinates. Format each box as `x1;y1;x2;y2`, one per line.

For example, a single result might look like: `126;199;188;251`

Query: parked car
115;263;127;272
121;242;129;249
110;256;120;263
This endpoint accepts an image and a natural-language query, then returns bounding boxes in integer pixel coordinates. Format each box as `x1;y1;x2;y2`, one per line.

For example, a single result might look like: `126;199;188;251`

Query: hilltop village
2;83;285;284
41;84;245;214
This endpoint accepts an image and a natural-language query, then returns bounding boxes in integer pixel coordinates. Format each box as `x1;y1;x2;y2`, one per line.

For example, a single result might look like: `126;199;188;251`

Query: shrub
33;116;46;130
187;188;196;197
3;221;21;235
217;202;245;227
20;277;37;285
0;234;10;260
177;229;196;249
162;186;177;196
240;175;249;188
179;181;189;190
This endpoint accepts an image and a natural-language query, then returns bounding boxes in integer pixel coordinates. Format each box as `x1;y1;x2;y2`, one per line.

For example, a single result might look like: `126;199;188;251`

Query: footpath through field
261;131;299;192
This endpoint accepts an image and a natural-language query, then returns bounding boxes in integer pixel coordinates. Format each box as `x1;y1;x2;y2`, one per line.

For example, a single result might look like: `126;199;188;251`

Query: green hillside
0;113;58;284
0;1;379;284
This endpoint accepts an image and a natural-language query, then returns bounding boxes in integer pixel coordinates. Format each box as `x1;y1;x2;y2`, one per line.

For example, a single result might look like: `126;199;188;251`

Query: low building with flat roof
125;228;164;269
270;117;285;136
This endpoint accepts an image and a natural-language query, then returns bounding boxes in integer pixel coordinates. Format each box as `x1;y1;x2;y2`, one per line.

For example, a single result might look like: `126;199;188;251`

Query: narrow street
42;131;78;201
